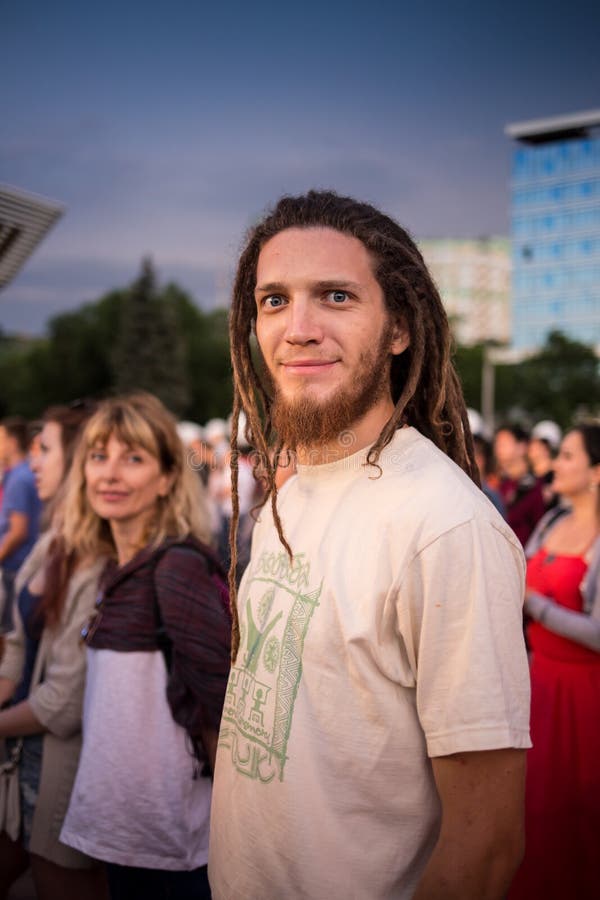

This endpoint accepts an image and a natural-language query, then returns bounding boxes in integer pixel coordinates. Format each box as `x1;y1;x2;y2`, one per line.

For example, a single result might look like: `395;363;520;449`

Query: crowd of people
0;398;232;899
0;188;597;900
470;414;600;898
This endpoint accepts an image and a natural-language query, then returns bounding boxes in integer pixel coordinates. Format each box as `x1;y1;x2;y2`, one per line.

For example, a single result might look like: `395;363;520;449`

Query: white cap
532;420;562;451
204;418;229;446
177;421;204;446
467;408;490;440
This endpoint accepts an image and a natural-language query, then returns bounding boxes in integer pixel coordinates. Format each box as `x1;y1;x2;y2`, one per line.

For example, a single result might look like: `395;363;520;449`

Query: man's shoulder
376;430;518;548
3;460;37;502
378;428;492;509
268;429;517;554
6;460;35;485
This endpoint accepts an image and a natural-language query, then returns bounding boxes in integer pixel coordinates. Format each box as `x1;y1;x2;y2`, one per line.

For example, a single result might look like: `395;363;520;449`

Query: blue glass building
505;110;600;352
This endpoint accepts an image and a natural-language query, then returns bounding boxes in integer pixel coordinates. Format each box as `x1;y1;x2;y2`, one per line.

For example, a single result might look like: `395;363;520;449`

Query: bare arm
0;512;28;563
413;749;526;900
0;676;16;707
0;699;45;738
525;590;600;652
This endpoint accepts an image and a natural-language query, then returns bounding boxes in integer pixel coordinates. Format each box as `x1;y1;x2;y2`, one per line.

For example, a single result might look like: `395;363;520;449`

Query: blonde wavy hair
62;393;212;560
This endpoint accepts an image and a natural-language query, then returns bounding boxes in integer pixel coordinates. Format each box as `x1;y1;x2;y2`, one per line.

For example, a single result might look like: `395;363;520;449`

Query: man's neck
295;398;396;466
5;451;25;470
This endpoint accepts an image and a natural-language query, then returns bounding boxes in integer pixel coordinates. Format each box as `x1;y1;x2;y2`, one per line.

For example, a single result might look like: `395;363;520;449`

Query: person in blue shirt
0;417;42;634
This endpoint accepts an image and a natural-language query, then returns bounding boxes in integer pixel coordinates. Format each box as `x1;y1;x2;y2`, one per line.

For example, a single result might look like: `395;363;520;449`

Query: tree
495;331;600;429
0;262;234;421
453;342;486;410
453;331;600;430
111;259;190;416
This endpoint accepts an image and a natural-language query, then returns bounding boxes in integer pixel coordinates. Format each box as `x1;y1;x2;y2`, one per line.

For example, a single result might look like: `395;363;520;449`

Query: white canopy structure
0;184;64;291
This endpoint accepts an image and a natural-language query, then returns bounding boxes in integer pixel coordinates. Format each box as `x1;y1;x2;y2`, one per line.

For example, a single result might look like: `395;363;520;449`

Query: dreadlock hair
228;189;478;660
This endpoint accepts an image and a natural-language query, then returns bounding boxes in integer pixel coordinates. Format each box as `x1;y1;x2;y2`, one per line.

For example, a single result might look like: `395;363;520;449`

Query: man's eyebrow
311;280;362;293
255;279;363;294
255;281;287;294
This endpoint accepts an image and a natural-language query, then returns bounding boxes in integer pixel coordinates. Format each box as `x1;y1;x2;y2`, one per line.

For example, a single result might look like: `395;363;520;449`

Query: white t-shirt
209;427;531;899
61;648;212;870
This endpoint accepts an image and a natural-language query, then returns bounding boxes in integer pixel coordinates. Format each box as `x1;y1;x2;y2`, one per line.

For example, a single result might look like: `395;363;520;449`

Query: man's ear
391;318;410;355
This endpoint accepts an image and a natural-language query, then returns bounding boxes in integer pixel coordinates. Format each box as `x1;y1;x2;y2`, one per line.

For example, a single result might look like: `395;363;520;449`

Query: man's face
527;438;552;475
494;430;527;476
254;227;408;448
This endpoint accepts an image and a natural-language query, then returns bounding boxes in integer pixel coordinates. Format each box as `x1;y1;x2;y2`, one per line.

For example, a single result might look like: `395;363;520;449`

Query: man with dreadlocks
209;191;531;899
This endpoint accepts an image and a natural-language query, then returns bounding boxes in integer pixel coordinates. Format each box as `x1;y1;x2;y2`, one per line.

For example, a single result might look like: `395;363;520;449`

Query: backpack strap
150;536;229;670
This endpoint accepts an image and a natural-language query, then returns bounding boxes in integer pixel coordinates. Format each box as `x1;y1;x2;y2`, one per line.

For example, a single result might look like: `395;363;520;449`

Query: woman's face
553;430;599;499
84;432;171;530
31;421;65;501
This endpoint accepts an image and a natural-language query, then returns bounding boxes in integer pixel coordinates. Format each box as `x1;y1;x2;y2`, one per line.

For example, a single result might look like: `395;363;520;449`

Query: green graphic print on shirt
219;549;322;782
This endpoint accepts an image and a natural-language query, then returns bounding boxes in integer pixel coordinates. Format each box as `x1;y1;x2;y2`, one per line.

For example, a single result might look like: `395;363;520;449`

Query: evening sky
2;0;599;333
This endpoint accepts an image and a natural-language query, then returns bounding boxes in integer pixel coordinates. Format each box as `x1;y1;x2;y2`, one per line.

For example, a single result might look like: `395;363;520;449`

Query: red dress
509;549;600;899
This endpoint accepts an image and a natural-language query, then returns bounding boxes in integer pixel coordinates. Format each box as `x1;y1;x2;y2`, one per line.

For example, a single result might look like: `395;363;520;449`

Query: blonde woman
0;403;107;900
59;394;231;900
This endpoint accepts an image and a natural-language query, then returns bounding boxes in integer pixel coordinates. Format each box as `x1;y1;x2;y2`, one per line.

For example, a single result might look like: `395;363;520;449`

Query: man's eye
263;295;286;309
328;290;349;304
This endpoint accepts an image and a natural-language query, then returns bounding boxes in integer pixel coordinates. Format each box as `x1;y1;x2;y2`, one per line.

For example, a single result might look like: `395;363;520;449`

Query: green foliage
0;261;233;422
112;259;190;415
452;342;485;409
164;284;232;420
454;331;600;430
495;331;600;429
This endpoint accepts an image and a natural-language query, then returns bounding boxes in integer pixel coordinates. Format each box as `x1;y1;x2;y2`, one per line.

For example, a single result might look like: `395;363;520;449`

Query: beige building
419;237;511;346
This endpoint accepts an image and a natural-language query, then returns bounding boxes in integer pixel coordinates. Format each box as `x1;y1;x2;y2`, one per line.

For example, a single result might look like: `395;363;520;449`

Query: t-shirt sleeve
4;469;36;517
396;518;532;757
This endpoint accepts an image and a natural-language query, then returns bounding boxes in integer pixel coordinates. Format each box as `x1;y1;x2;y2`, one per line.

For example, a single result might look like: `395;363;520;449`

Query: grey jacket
0;533;104;867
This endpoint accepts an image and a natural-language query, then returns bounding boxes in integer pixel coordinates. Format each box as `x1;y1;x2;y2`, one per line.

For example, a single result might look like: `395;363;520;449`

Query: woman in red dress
509;423;600;900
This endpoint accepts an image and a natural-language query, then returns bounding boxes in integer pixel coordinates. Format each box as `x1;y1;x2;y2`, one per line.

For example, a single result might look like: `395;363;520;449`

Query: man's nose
284;298;323;345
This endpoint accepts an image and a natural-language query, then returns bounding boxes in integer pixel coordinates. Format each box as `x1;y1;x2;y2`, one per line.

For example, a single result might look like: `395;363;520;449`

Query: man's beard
269;329;394;454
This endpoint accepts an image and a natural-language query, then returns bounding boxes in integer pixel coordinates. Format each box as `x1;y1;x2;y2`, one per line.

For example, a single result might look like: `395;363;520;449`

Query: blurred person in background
27;425;43;464
0;418;42;638
59;394;231;900
214;412;260;581
468;407;506;517
494;424;545;546
203;418;228;460
177;422;209;488
0;403;108;900
205;418;230;554
473;434;506;517
509;423;600;900
176;421;220;541
528;419;561;510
